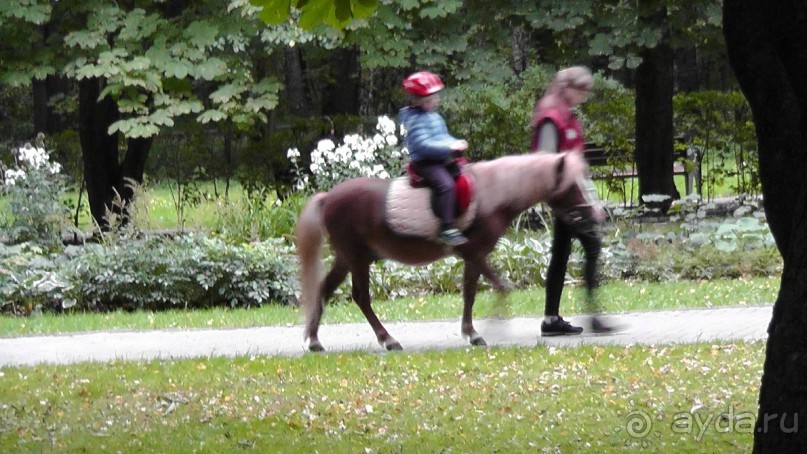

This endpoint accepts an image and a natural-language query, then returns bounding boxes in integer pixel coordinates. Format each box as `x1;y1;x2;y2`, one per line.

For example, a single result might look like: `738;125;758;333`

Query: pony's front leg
351;259;402;351
461;261;487;347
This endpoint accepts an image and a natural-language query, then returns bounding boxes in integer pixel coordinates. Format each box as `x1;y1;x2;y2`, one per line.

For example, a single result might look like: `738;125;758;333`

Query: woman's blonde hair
553;66;593;91
532;66;594;125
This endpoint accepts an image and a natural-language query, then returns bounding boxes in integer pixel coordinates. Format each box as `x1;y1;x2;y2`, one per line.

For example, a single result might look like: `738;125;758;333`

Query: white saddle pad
385;177;477;240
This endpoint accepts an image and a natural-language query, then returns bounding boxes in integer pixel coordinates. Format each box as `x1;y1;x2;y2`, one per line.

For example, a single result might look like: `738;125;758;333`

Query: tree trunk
635;1;678;212
723;0;807;451
78;78;151;229
284;45;310;116
323;47;360;116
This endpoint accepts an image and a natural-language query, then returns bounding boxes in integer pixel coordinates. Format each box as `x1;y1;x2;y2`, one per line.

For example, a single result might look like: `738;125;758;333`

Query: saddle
386;159;477;240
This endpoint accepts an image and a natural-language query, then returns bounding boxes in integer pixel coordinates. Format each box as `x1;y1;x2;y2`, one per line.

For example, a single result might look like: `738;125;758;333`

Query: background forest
1;0;755;224
0;0;772;315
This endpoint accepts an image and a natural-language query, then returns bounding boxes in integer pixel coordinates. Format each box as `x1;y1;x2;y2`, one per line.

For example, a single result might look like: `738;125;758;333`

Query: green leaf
185;20;219;49
197;109;227;124
64;31;106;50
210;83;244;104
167;61;190;79
589;33;613;56
715;239;737;253
0;71;31;87
420;6;446;19
198;58;226;81
299;0;331;29
14;3;51;24
108;118;135;135
253;0;292;24
128;123;160;138
145;45;171;69
252;78;281;95
399;0;420;11
335;0;351;22
149;109;175;127
352;0;378;18
31;65;55;80
124;56;151;72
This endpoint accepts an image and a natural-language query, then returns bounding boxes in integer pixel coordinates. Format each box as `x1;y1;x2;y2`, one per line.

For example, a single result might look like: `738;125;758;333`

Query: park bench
583;139;702;197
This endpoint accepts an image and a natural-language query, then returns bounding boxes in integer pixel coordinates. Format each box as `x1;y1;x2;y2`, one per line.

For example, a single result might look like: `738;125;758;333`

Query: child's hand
451;140;468;152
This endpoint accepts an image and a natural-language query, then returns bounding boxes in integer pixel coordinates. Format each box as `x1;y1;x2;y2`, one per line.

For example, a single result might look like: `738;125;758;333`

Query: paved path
0;305;772;367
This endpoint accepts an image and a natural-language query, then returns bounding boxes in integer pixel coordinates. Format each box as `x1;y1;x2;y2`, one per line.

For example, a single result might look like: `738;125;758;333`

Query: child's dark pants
412;160;459;230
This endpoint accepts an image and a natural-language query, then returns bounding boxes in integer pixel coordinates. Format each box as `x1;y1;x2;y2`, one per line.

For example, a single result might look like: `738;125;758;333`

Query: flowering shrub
288;116;407;192
1;143;72;250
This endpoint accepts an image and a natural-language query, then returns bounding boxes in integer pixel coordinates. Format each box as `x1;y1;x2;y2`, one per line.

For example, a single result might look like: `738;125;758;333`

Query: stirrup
438;228;468;246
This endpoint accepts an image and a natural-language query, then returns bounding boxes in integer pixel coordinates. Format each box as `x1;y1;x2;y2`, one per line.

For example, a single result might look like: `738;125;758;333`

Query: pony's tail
296;192;327;330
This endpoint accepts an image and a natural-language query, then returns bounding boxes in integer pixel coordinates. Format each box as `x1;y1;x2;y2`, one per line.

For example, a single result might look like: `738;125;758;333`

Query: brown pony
296;151;597;352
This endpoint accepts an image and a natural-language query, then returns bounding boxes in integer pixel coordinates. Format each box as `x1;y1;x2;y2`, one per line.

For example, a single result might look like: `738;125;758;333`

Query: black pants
413;160;460;230
544;214;602;316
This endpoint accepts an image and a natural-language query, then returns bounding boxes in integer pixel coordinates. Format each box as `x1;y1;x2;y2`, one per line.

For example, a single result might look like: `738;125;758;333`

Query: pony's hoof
463;332;487;347
470;336;487;347
305;338;325;352
381;340;403;351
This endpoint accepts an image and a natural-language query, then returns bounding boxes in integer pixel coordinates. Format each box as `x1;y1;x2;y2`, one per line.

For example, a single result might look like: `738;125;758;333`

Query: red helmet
402;71;445;96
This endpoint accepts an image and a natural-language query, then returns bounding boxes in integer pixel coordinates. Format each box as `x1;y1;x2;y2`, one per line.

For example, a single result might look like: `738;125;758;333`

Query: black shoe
541;317;583;336
438;228;468;246
589;316;624;335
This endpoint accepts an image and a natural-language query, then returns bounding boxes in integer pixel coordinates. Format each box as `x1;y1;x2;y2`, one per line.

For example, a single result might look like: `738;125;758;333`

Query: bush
1;143;73;251
212;190;307;243
0;208;782;315
0;235;298;315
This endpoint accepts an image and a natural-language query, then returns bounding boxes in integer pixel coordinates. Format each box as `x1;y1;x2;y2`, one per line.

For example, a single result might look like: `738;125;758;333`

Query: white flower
310;162;320;173
317;139;335;153
336;146;351;163
385;135;399;147
376;116;396;136
17;145;49;170
286;148;301;160
310;150;324;166
344;134;360;148
4;168;26;186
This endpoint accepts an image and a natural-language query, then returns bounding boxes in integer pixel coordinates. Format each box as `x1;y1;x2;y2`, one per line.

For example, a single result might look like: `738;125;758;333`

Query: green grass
0;341;763;452
595;168;752;206
0;277;778;338
61;181;253;231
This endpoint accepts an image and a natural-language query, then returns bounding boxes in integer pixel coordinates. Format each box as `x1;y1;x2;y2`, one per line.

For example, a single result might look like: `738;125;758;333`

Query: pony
295;150;599;352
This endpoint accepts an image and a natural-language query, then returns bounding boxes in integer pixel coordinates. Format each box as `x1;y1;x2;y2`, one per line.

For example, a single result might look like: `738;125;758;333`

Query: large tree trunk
323;47;360;116
34;76;70;135
634;1;678;212
284;45;310;116
723;0;807;451
78;78;151;229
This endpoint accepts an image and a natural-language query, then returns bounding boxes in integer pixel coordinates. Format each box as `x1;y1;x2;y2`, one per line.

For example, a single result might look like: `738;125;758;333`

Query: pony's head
547;151;606;229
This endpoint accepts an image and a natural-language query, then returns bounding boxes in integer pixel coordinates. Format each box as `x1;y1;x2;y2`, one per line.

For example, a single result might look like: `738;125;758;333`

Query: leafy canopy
249;0;378;29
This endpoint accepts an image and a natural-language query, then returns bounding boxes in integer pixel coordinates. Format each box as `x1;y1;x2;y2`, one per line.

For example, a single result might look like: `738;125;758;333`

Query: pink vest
530;106;584;152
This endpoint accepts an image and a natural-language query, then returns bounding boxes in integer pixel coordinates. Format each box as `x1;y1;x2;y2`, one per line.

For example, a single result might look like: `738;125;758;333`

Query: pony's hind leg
461;260;487;347
304;258;349;352
350;257;402;351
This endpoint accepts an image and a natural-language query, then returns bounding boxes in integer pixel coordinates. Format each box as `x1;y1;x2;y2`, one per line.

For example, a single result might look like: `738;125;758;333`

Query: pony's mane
468;152;589;213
